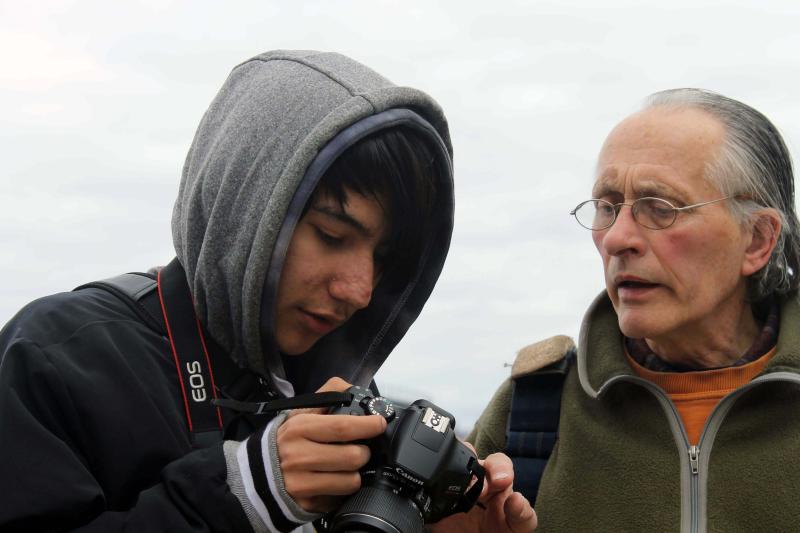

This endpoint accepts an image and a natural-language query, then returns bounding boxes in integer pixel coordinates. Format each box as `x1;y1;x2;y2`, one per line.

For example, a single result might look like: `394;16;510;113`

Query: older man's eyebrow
634;181;683;200
311;204;373;237
591;178;681;200
591;178;620;198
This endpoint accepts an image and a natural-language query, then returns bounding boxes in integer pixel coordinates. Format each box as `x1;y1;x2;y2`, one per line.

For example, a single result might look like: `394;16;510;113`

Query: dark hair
308;126;440;281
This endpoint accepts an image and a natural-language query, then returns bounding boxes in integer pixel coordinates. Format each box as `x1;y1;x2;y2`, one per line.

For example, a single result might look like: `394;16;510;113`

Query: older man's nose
600;205;646;257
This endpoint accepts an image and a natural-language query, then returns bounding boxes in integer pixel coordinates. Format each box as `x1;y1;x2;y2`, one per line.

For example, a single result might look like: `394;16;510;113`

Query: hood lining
259;108;452;392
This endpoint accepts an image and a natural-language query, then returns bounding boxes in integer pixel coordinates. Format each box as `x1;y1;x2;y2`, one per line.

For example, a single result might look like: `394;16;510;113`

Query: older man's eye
644;199;674;219
635;198;677;228
596;201;615;216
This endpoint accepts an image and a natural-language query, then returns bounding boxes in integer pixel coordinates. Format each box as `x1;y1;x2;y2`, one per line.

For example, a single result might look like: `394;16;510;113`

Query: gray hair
644;88;800;302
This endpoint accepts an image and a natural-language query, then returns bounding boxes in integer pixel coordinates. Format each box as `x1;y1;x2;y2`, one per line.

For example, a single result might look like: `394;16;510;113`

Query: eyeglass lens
575;198;677;230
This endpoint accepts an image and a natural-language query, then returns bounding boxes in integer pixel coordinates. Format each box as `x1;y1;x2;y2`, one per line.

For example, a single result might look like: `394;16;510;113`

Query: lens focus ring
329;485;424;533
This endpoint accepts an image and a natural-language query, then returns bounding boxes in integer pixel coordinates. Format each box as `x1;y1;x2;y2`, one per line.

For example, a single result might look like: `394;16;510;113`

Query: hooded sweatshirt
172;50;454;397
0;50;454;532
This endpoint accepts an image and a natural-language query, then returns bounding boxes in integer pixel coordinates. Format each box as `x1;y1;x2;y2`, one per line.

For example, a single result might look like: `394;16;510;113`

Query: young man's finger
283;412;387;443
281;441;371;472
288;377;355;416
316;376;353;393
284;470;363;499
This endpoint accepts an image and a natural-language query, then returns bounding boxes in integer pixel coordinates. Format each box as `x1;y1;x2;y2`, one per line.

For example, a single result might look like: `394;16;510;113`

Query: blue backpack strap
505;337;576;506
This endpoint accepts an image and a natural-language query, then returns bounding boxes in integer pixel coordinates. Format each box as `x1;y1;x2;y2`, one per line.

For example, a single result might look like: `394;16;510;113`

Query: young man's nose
328;259;375;310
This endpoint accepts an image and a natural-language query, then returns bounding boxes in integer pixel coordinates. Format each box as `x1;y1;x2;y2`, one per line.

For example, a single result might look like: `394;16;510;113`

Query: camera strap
455;456;486;514
157;260;224;448
213;391;353;414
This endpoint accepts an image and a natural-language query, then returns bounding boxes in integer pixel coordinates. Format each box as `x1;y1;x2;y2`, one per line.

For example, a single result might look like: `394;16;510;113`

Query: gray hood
172;50;454;394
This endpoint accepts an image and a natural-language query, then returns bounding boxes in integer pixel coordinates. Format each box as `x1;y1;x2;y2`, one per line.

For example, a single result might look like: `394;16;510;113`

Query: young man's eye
315;228;343;246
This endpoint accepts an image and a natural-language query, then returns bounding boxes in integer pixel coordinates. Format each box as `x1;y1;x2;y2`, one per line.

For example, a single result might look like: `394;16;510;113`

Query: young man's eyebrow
310;204;373;237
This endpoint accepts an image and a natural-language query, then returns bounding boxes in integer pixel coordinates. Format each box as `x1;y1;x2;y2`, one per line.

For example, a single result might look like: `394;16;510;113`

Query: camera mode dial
361;396;395;421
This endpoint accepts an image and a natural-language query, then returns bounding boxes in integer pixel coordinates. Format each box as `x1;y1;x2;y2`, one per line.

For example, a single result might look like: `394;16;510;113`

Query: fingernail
492;472;510;480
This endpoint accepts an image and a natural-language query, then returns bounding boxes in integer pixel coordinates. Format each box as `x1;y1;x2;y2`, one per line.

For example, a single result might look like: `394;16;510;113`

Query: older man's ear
742;208;782;277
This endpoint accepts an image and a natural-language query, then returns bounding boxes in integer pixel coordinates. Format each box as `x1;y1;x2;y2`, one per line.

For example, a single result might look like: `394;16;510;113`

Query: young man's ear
741;208;782;277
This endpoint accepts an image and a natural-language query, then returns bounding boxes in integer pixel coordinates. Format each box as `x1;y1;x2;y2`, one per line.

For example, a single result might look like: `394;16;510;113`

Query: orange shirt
626;348;776;445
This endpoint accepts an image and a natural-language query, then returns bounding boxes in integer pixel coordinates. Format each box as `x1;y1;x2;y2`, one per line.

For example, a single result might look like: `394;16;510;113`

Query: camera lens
328;485;424;533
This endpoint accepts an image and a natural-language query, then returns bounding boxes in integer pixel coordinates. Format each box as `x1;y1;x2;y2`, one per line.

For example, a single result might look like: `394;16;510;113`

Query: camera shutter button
364;396;395;421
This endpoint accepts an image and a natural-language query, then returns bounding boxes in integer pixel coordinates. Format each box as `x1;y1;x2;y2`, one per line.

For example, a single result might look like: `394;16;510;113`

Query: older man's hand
428;452;537;533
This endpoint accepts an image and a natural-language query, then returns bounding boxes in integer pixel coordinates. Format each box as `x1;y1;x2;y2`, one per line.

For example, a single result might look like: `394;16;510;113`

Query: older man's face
591;107;753;343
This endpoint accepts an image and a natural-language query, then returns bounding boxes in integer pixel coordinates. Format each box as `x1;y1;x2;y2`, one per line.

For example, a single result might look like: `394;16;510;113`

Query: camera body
324;386;484;533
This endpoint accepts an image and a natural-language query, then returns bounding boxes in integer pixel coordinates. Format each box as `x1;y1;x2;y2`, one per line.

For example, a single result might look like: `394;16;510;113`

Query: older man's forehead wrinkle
593;163;690;200
592;166;652;198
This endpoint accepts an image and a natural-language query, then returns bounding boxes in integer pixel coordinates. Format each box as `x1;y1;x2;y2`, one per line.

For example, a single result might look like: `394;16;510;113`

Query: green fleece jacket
468;291;800;533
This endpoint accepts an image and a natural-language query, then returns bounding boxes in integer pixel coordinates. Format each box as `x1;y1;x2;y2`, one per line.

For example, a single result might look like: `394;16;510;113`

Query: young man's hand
276;377;387;513
428;451;538;533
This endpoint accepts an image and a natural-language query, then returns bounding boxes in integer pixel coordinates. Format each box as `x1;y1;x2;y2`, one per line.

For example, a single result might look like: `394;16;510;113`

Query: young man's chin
278;332;325;356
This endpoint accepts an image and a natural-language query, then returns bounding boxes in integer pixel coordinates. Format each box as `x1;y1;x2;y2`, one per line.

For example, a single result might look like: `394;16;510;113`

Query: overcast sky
3;0;800;431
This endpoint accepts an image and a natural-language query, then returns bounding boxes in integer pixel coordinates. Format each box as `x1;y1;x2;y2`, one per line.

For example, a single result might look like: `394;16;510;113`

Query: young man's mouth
299;308;345;335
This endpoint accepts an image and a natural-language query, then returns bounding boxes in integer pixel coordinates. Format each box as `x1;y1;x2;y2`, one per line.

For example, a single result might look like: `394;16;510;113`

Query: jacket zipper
688;444;700;532
607;372;800;533
688;445;699;474
605;377;698;532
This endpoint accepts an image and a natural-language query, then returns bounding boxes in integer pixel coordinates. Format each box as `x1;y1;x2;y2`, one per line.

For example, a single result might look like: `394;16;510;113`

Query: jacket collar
576;290;800;399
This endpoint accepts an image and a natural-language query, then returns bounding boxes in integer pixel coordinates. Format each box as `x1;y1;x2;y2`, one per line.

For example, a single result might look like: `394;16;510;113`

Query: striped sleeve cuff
223;412;322;532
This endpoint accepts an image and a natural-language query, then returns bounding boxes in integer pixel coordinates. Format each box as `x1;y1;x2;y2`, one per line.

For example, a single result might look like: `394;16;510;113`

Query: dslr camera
320;385;485;533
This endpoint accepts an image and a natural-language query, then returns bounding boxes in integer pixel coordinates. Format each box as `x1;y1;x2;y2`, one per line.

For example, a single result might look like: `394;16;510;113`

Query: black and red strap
157;260;223;448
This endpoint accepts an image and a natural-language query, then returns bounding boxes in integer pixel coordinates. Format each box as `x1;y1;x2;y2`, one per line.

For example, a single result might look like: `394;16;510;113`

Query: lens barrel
328;485;424;533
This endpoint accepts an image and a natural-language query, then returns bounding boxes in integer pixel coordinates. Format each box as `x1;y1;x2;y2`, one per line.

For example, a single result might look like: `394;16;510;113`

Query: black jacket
0;267;266;532
0;51;457;533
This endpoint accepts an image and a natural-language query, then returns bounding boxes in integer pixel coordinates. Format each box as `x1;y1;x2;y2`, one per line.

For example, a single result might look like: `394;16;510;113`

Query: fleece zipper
604;376;697;532
605;372;800;533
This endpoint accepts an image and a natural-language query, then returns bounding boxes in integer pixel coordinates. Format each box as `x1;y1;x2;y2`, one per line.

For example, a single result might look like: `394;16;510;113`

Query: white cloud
0;32;107;90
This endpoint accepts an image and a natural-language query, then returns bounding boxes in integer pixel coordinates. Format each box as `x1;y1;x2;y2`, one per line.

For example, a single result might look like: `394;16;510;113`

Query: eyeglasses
570;195;735;230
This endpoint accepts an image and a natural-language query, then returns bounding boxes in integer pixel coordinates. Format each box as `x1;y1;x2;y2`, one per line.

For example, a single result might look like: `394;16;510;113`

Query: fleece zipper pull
688;445;700;475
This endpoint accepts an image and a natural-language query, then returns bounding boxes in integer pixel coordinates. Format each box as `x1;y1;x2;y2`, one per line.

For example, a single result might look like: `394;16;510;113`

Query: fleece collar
576;290;800;398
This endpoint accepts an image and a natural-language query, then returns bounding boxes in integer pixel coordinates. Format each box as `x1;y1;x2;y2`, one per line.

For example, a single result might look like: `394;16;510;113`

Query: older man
469;89;800;532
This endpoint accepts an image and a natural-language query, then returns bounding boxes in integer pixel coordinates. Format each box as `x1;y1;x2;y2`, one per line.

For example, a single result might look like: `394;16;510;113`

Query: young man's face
274;188;390;355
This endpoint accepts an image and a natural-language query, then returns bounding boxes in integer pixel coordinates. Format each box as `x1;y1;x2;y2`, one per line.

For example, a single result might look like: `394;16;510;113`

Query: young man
0;51;534;532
